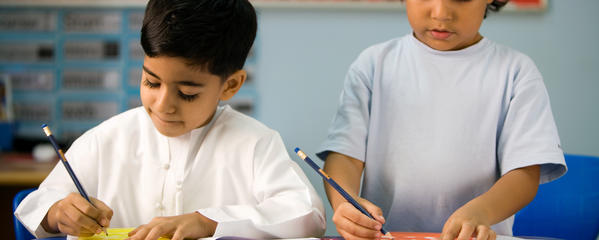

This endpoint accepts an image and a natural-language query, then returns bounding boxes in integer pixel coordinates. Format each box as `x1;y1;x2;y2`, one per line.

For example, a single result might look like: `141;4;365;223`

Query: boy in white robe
14;0;326;239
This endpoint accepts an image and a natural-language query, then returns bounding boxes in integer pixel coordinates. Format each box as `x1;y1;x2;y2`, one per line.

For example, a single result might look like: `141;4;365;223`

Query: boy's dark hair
141;0;257;80
485;0;509;18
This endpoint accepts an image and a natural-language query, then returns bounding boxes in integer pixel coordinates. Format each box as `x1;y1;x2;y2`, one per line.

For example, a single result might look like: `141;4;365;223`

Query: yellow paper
73;228;170;240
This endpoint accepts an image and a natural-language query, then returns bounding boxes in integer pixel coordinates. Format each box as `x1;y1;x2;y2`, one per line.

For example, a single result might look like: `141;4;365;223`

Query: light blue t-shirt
317;33;567;235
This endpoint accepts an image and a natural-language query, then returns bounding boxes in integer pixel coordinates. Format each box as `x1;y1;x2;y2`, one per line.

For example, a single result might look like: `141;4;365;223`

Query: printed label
0;11;57;31
62;101;119;121
14;102;52;121
0;42;54;62
64;40;119;60
4;71;54;91
62;70;120;90
63;11;121;33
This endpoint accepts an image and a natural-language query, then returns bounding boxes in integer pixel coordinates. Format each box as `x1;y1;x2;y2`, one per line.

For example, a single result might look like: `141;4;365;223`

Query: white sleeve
497;62;566;184
196;132;326;238
14;131;100;238
316;56;373;162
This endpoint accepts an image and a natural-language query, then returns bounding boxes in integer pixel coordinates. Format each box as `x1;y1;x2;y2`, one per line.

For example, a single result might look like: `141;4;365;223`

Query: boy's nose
155;88;176;114
430;0;453;21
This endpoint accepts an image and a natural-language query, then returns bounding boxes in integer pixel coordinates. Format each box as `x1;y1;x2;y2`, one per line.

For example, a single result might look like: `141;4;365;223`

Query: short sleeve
497;70;567;184
317;55;373;162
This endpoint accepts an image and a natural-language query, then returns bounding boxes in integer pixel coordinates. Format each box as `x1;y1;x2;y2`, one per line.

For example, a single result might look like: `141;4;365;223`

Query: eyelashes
177;91;198;102
143;79;199;102
143;79;159;88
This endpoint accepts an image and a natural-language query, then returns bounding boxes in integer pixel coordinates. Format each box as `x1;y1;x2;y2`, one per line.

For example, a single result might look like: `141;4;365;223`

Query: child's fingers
171;229;185;240
63;206;104;235
440;220;460;240
456;222;475;240
68;193;103;220
340;203;382;231
357;198;385;224
337;216;382;238
489;229;497;240
128;225;151;240
338;228;380;240
145;226;169;240
56;218;82;236
56;215;95;236
128;224;144;236
475;225;491;240
333;202;381;239
90;198;113;226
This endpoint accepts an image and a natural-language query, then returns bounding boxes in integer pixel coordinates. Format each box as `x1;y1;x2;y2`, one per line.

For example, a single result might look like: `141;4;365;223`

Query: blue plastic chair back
513;154;599;240
13;188;37;240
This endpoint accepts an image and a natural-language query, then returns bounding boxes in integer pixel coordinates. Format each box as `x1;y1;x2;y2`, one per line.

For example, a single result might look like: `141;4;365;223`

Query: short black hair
141;0;257;80
485;0;509;18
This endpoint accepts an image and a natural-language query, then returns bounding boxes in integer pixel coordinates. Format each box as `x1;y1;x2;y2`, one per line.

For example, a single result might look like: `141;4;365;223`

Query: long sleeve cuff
14;188;69;238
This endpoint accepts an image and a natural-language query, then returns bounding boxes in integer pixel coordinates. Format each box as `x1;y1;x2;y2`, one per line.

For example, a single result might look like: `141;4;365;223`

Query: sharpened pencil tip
294;147;299;153
380;232;394;239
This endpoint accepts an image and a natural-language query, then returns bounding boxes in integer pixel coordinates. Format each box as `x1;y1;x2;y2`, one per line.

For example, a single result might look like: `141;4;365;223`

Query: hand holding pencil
40;124;112;237
294;148;393;239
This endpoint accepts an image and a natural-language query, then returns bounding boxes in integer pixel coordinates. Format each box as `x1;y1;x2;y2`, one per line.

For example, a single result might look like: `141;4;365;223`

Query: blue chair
13;188;37;240
513;154;599;240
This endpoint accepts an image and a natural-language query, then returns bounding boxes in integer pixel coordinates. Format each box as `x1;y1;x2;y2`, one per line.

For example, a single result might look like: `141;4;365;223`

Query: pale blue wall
253;1;599;235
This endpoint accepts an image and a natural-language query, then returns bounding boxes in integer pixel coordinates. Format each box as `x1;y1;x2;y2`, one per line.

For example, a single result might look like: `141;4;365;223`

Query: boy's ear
219;69;246;101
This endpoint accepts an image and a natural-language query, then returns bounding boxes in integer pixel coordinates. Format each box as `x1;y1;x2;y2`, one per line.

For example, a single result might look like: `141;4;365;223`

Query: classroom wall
254;0;599;235
1;0;597;237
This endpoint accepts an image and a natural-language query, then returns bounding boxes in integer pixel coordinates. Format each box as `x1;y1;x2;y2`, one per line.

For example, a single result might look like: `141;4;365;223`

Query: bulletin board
251;0;547;11
0;5;258;142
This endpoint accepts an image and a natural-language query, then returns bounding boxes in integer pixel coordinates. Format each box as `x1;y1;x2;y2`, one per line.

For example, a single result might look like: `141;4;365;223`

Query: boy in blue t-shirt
317;0;567;239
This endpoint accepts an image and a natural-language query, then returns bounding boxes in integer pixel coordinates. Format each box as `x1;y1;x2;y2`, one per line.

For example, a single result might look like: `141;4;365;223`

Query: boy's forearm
470;165;540;225
322;152;364;210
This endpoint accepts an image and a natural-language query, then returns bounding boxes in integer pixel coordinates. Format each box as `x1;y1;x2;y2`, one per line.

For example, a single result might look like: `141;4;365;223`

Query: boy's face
406;0;492;51
140;56;245;137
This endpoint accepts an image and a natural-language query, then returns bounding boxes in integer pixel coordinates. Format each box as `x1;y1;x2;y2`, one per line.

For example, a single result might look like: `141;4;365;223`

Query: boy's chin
152;123;187;138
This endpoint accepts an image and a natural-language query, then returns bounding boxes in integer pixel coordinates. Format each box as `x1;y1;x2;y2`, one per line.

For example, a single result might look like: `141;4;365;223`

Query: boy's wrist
41;203;60;234
194;211;217;236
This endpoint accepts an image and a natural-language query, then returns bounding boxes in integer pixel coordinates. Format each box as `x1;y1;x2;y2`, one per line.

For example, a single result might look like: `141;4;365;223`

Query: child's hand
42;192;113;236
332;197;385;240
440;202;496;240
127;212;217;240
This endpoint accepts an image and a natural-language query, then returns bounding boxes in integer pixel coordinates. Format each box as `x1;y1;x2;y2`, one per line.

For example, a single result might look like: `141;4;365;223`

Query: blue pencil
294;148;392;238
41;124;108;236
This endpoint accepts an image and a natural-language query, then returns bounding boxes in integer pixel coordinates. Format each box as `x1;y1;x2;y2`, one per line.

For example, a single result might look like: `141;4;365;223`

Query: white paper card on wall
0;11;57;32
14;102;52;121
63;11;121;33
62;101;119;121
62;70;120;90
4;71;54;91
63;40;119;60
0;42;54;62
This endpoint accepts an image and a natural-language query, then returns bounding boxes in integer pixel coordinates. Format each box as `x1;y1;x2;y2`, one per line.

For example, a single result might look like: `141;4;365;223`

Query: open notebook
67;228;169;240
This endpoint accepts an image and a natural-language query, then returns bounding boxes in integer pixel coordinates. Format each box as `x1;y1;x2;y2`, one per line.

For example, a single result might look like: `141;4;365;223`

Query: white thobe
15;105;326;239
